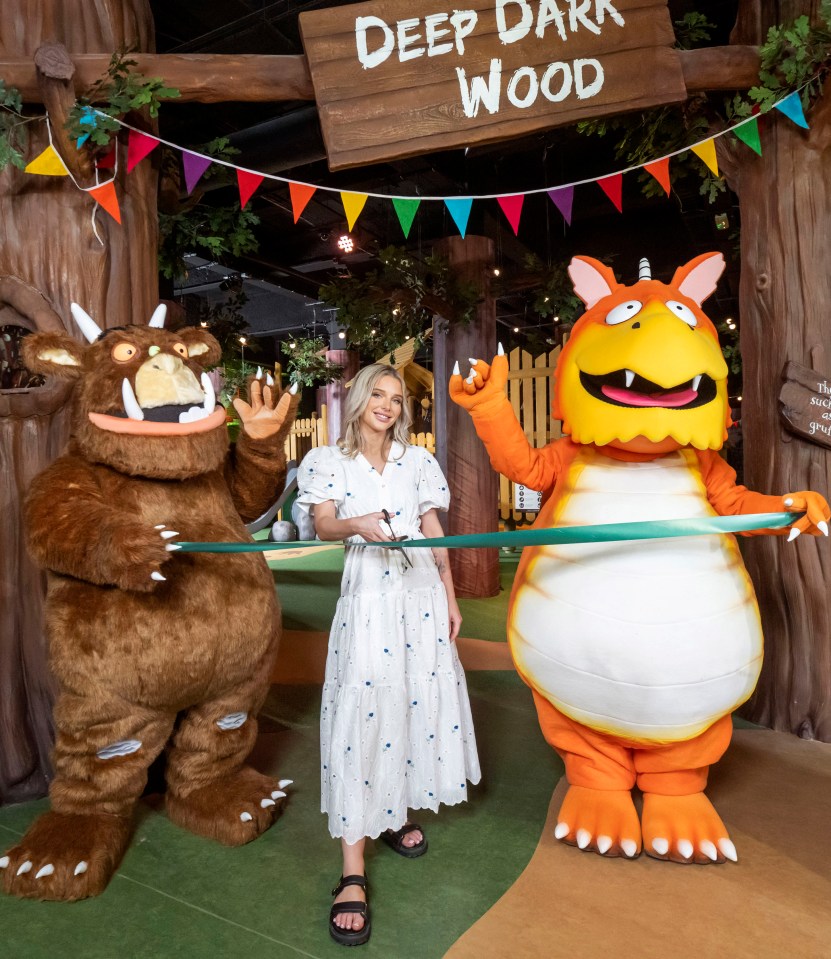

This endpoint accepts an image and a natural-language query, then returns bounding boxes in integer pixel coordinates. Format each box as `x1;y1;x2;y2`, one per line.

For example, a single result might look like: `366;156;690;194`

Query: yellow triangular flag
341;192;368;231
691;139;719;177
24;144;69;176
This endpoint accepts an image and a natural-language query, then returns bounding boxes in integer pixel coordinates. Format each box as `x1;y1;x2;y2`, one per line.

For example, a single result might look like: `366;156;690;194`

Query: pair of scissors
382;509;413;568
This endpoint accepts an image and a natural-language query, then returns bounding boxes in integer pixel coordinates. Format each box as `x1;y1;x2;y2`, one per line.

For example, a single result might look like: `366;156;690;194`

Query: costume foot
166;767;290;845
642;792;736;865
553;785;641;858
1;811;131;901
330;874;370;946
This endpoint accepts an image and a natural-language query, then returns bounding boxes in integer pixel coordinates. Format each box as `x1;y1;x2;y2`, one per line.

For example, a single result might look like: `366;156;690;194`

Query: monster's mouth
579;369;718;409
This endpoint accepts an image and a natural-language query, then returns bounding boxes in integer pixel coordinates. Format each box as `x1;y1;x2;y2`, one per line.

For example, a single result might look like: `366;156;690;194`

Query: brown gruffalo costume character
1;303;298;901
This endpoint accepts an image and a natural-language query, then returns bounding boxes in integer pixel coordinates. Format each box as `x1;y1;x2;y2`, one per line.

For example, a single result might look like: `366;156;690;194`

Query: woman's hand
448;598;463;643
349;512;393;543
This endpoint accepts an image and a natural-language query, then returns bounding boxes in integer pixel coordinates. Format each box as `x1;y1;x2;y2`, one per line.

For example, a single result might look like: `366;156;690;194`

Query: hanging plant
0;80;33;173
284;336;345;388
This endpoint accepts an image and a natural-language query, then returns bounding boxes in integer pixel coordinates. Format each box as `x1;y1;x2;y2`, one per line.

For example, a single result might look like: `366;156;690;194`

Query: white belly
509;450;763;743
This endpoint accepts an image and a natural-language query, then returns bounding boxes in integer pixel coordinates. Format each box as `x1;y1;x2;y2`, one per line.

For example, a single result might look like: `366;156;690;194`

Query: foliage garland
283;336;345;387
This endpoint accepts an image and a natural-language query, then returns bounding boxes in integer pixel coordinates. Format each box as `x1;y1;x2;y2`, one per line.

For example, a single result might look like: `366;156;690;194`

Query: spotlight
544;296;549;303
392;307;400;316
239;336;247;345
337;234;354;253
200;321;208;328
513;326;519;333
338;331;346;339
493;268;501;277
288;341;296;350
404;335;410;340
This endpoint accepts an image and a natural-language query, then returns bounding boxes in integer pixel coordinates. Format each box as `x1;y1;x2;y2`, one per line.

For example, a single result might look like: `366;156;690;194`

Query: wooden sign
779;360;831;450
299;0;687;171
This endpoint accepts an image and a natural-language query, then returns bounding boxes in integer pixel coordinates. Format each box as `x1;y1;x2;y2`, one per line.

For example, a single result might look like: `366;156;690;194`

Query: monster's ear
671;252;725;305
567;256;619;309
178;327;222;368
21;331;86;380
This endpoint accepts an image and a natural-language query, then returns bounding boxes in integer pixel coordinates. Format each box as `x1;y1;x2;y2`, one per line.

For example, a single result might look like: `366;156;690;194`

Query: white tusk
74;861;88;876
497;342;505;356
148;304;167;328
200;372;216;415
289;381;299;395
625;369;635;388
70;303;103;343
36;864;55;879
692;374;702;391
121;379;145;421
638;257;652;280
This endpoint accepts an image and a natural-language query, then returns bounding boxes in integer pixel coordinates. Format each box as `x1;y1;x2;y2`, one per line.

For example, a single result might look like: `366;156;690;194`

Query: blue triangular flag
773;91;809;129
445;198;472;238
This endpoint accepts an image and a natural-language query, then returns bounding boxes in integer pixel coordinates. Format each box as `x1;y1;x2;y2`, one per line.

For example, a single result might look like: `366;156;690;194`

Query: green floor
0;553;560;959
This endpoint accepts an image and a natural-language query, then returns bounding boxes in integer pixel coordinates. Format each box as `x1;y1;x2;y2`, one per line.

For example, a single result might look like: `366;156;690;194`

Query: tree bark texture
433;236;500;599
0;0;159;803
721;1;831;740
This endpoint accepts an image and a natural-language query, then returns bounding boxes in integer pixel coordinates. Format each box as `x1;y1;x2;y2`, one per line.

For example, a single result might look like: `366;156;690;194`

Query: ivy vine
0;80;32;172
283;336;345;387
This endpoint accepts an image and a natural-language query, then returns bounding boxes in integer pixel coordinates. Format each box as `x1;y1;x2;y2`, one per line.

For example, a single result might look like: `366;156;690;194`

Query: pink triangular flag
89;180;122;224
237;170;264;209
644;158;671;195
597;173;623;213
546;186;574;225
182;151;212;195
497;194;524;235
289;182;316;223
126;130;160;173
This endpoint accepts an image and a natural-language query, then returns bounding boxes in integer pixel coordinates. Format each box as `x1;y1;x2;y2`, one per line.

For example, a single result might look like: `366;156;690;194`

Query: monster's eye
112;342;139;363
666;300;698;328
605;300;642;325
172;342;188;358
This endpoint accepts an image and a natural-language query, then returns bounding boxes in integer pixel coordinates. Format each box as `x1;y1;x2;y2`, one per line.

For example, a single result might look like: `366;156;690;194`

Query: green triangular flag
392;198;421;238
734;117;762;156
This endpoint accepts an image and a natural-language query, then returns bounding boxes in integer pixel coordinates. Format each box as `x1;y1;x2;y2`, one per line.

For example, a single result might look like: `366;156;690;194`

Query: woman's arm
312;499;392;542
420;508;462;642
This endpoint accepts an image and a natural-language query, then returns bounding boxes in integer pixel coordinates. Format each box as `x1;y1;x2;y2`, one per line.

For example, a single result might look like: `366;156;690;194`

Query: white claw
576;829;591;850
784;497;794;507
155;524;166;530
150;571;166;582
0;856;9;869
16;860;32;876
74;861;88;876
165;544;182;552
497;342;505;356
277;779;293;789
554;822;570;840
625;369;635;388
717;838;738;862
35;864;55;879
452;361;461;376
465;371;475;384
270;790;287;800
256;366;263;379
699;840;718;862
289;381;299;395
677;839;694;860
788;527;801;542
596;835;613;855
620;839;638;858
651;837;670;856
240;812;253;823
266;373;274;387
468;357;479;365
818;520;829;536
260;798;276;808
160;530;179;540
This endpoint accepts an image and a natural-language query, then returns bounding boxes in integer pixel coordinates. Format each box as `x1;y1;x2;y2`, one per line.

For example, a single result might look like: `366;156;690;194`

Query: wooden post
433;236;500;599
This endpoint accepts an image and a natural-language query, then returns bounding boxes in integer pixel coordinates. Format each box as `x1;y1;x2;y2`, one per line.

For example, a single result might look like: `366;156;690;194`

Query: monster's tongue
601;385;698;408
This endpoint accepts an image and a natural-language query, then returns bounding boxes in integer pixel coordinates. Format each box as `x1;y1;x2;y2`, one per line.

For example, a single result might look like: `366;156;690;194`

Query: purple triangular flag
182;151;213;195
546;186;574;226
773;91;809;129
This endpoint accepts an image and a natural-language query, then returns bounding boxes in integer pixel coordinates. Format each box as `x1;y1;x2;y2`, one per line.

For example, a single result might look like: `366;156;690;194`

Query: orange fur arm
695;449;785;536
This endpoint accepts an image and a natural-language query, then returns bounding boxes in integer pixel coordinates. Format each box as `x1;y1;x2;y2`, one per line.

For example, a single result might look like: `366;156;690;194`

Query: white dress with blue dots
296;442;481;843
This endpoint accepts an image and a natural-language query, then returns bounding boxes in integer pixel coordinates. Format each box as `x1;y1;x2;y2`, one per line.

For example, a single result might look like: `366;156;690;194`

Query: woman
296;364;481;947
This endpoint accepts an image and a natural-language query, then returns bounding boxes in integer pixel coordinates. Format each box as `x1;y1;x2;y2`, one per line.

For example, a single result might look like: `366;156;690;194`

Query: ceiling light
513;326;519;333
337;330;346;339
493;268;501;277
337;234;354;253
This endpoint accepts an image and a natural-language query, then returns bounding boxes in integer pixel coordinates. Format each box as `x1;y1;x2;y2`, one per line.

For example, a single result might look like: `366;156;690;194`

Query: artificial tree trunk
0;0;159;802
722;0;831;740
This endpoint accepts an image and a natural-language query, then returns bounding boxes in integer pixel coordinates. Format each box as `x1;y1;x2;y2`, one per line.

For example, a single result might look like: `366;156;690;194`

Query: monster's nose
148;352;184;374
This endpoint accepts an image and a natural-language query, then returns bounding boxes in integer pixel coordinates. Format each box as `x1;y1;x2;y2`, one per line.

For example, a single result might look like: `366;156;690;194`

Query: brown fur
4;322;298;901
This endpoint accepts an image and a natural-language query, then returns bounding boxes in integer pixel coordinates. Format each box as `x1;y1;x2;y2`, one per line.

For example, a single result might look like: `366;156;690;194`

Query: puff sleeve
416;449;451;514
295;446;347;518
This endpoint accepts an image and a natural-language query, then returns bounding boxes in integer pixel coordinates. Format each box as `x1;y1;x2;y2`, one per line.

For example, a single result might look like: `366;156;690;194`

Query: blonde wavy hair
338;364;412;457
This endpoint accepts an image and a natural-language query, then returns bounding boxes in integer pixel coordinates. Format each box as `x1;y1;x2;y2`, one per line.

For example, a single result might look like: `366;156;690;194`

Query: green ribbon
175;511;801;553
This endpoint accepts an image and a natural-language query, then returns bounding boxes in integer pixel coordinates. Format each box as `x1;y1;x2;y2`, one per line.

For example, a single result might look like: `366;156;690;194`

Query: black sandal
329;874;370;946
380;822;428;858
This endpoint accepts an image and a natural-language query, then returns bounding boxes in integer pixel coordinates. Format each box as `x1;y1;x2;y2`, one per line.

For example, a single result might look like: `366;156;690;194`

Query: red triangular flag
126;130;160;173
496;194;524;235
89;180;121;224
597;173;623;213
96;145;116;170
644;158;671;196
237;170;264;209
289;182;316;223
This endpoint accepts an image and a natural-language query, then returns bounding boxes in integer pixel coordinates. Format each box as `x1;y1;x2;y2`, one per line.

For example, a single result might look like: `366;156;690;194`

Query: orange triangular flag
289;182;316;223
341;192;368;231
88;180;121;224
24;144;68;176
691;139;719;177
237;170;264;209
644;158;671;195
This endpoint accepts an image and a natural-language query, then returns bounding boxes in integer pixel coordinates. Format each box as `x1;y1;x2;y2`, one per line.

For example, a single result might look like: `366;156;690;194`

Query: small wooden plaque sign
779;361;831;450
299;0;687;171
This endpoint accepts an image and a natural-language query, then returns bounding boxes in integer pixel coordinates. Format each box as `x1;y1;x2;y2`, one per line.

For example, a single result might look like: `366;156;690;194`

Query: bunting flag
126;130;160;173
341;191;368;231
392;197;420;238
24;145;68;176
497;194;524;235
445;198;473;238
237;170;264;209
734;117;762;156
547;186;574;225
96;146;116;170
75;106;98;148
597;173;623;213
89;180;121;224
182;151;213;195
774;91;809;129
644;157;671;195
691;139;719;177
289;182;316;223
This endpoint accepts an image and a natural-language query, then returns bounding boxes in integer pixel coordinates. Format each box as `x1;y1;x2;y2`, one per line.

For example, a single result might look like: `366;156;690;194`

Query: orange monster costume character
451;253;830;864
1;304;297;901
